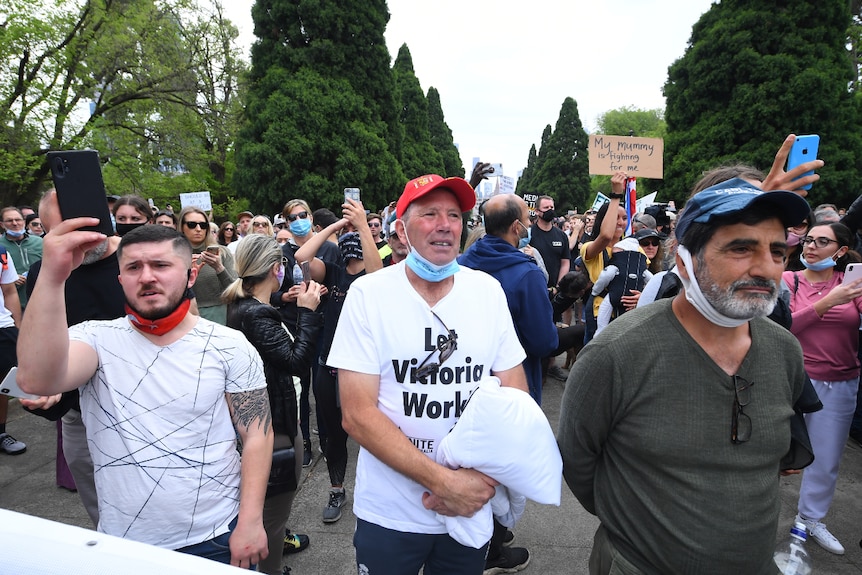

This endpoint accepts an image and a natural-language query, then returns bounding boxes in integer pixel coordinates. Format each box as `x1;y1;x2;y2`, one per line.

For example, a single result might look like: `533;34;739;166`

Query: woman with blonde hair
224;234;323;575
177;206;236;324
251;215;275;237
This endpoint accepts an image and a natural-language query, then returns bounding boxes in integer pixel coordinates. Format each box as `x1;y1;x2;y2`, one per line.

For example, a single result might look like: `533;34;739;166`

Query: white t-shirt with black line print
69;316;267;550
327;261;526;534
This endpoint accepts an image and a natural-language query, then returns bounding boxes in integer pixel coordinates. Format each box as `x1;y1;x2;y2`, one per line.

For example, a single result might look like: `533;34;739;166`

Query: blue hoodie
459;234;559;403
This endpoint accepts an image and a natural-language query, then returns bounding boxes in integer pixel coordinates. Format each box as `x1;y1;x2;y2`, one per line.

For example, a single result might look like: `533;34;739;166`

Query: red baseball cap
396;174;476;218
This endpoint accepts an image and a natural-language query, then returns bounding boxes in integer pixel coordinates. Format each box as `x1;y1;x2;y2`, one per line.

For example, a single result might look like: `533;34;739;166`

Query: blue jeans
354;518;489;575
175;515;254;569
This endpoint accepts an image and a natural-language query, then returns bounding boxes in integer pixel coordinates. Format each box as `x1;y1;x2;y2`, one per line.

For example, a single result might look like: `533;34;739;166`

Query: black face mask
540;208;556;222
115;222;147;237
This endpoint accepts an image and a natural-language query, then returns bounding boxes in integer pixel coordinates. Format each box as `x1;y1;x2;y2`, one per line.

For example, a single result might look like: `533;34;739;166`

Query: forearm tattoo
229;388;272;436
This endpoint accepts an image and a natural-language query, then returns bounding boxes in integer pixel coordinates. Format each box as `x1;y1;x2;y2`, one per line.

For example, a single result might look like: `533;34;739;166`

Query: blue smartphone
786;134;820;191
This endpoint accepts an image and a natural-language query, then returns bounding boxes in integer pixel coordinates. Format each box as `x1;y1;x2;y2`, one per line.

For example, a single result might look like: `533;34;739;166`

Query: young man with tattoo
17;223;273;569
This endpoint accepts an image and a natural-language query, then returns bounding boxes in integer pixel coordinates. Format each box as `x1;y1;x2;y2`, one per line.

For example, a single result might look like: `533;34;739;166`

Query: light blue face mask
5;229;24;239
801;254;838;271
517;221;531;249
402;227;459;282
289;218;312;237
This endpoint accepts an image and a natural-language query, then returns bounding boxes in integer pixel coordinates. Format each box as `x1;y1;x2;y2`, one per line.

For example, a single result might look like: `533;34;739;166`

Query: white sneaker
797;514;845;555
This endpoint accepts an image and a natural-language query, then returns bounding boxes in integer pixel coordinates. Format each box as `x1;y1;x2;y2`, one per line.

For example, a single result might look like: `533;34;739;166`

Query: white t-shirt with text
327;262;526;534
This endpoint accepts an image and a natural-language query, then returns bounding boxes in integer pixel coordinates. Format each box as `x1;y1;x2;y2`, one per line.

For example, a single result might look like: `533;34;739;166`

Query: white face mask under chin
676;245;751;328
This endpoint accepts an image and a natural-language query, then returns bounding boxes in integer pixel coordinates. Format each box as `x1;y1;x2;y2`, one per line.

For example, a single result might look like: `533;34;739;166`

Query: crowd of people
4;133;862;574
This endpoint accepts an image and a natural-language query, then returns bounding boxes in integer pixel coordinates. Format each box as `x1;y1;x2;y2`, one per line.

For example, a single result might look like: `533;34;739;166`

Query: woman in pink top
784;221;862;555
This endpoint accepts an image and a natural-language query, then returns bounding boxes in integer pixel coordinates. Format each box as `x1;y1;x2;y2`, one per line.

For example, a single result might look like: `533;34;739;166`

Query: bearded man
558;177;812;574
18;222;272;569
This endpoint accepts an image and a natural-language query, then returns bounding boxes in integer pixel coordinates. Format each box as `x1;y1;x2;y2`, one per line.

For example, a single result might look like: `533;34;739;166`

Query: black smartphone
47;150;114;236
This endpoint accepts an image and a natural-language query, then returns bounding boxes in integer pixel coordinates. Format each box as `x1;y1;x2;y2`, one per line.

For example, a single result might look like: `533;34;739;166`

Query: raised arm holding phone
18;222;272;569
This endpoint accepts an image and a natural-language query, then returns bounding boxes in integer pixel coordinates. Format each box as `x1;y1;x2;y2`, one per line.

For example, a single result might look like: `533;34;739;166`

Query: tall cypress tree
393;44;444;178
516;144;538;195
532;98;591;213
663;0;862;206
427;87;464;178
234;67;404;214
236;0;404;211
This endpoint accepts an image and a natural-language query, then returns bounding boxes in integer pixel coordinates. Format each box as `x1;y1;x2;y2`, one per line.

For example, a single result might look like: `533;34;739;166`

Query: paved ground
2;371;862;574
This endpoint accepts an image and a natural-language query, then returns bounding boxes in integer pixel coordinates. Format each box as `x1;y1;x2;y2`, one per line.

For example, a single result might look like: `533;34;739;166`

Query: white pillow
435;377;562;547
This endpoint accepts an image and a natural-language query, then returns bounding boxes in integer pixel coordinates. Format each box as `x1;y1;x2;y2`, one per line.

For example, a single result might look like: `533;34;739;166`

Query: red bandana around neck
125;298;191;336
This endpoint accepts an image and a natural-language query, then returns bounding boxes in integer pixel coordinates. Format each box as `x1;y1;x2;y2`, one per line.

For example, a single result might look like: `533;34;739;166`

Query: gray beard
81;239;109;265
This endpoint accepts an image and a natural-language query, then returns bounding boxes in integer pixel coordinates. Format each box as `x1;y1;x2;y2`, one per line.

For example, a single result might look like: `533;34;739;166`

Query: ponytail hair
222;234;282;303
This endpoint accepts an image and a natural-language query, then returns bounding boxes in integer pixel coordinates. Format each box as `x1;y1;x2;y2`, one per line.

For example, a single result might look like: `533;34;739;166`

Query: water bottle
292;263;304;286
773;521;812;575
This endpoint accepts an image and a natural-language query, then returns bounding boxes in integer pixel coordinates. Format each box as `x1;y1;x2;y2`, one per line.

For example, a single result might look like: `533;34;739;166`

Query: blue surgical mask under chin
5;229;24;238
801;254;838;271
402;228;459;282
289;219;312;237
518;223;531;249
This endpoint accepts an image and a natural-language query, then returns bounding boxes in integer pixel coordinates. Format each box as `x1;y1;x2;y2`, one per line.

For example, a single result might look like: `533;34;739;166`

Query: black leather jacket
226;298;323;438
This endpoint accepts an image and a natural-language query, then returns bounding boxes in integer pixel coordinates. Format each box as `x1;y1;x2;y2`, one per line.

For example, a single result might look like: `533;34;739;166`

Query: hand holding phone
47;150;115;236
487;163;503;177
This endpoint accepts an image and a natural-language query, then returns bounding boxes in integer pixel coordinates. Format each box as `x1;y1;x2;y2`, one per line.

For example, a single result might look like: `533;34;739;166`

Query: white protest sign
179;191;212;212
635;192;658;215
498;176;516;194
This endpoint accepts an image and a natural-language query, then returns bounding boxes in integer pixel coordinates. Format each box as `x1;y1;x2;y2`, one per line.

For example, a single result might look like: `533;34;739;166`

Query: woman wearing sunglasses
783;221;862;554
634;227;665;274
277;199;342;467
218;221;237;245
177;206;237;324
293;197;382;525
224;233;323;575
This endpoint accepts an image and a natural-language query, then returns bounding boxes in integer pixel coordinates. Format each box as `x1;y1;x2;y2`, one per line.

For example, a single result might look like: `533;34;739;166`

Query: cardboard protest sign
589;135;663;178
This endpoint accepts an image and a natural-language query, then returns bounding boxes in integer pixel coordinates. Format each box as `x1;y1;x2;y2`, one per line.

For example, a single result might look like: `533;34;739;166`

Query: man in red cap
328;175;529;574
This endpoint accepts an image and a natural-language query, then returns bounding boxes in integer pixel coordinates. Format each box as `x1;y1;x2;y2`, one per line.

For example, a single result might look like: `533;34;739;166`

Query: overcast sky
223;0;717;181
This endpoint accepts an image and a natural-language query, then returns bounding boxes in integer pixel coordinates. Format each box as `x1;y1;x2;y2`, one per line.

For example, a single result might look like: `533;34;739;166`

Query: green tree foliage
427;87;464;178
663;0;862;207
596;106;666;139
392;44;444;179
234;67;403;215
0;0;243;207
591;106;667;198
248;0;403;178
849;0;862;92
517;126;551;196
528;98;591;213
515;144;538;196
90;4;247;209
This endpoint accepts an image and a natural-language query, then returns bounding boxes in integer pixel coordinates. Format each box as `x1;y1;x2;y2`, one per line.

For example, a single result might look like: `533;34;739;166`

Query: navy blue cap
675;178;810;244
